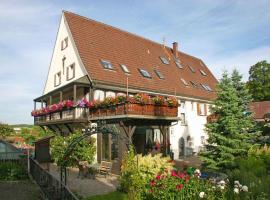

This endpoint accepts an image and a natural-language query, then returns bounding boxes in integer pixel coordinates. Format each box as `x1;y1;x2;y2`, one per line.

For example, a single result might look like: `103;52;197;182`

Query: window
105;91;115;98
154;70;164;79
100;59;113;70
175;60;183;69
200;69;207;76
190;81;198;88
188;65;196;73
61;37;68;50
180;100;185;109
66;63;75;80
191;101;194;111
62;56;66;75
139;69;151;78
181;78;189;86
94;90;105;101
201;84;212;91
54;72;61;87
120;64;130;73
181;113;186;125
197;103;207;116
160;56;169;65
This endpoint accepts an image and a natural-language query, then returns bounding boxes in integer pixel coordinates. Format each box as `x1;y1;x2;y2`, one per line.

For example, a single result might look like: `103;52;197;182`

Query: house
249;101;270;122
32;11;218;172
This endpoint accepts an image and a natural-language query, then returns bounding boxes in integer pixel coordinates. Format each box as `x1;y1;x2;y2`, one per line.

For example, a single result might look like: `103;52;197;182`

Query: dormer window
61;37;68;50
160;56;169;65
67;63;75;80
200;69;207;76
188;65;196;73
139;69;151;78
100;59;113;70
201;84;212;91
181;78;189;86
120;64;130;73
54;72;61;87
154;70;164;79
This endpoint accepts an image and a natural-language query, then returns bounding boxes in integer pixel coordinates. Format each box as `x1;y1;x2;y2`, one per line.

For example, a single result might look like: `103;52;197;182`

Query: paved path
48;163;118;198
0;180;40;200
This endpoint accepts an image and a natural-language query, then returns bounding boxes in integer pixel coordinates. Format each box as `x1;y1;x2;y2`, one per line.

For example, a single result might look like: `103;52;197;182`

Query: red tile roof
64;11;218;101
249;101;270;120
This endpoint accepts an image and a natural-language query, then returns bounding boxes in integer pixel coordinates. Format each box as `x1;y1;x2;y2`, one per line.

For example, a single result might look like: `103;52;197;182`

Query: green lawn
84;191;128;200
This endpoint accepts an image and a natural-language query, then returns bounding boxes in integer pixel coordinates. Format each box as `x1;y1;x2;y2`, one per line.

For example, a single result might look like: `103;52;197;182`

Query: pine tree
201;71;257;171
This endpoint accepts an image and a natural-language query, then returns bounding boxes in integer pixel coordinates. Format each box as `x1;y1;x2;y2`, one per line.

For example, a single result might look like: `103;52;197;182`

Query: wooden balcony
89;102;178;121
34;107;88;126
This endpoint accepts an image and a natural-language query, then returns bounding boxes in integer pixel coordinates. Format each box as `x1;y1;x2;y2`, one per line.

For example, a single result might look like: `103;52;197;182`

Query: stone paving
48;163;118;198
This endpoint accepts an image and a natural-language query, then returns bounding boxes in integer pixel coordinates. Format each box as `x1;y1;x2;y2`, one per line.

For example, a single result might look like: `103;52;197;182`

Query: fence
29;157;78;200
0;152;24;160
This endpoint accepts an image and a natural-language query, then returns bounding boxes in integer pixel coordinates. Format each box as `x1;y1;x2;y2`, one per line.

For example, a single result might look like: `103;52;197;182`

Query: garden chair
98;161;112;178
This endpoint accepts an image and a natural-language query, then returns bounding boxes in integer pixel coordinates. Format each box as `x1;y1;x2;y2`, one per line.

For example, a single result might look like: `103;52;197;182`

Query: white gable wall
170;101;210;159
43;14;87;95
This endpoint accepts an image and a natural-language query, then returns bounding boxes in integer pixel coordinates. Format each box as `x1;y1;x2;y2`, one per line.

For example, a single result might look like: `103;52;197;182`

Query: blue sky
0;0;269;124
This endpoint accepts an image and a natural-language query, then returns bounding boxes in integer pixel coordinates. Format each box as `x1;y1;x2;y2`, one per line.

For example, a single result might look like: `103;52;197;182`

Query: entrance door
178;137;185;158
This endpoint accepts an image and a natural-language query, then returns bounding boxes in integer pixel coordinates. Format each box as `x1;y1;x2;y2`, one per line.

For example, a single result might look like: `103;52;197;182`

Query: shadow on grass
84;191;128;200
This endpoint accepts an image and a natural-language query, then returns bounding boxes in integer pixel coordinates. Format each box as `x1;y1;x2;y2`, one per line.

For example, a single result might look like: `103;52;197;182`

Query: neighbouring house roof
64;11;218;101
249;101;270;121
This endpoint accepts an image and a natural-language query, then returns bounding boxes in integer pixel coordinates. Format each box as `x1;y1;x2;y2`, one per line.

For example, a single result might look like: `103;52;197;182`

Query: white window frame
54;71;61;87
66;63;75;81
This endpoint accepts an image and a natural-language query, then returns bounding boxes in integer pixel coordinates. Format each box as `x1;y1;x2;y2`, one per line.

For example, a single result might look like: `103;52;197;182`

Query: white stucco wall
43;14;87;95
170;100;210;159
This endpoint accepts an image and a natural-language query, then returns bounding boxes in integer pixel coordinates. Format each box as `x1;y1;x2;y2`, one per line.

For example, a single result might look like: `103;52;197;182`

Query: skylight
188;65;196;73
120;64;130;73
139;69;151;78
154;70;164;79
190;81;198;88
160;56;169;65
200;69;207;76
201;84;212;91
181;78;189;86
100;59;113;70
175;60;183;69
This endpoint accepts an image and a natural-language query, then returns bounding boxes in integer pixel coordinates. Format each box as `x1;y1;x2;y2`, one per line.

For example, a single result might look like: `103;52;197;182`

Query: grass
84;191;128;200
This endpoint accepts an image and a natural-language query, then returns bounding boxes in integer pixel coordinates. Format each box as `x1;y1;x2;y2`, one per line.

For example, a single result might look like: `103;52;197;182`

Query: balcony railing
90;102;178;119
34;107;88;125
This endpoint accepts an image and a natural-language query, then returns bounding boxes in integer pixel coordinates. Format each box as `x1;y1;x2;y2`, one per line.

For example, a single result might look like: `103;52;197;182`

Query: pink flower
150;180;156;187
156;175;161;180
171;170;177;177
176;184;183;191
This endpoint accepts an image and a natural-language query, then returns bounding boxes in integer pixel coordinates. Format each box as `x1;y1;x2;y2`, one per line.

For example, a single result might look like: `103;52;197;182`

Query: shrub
226;154;270;199
120;147;173;200
0;162;28;180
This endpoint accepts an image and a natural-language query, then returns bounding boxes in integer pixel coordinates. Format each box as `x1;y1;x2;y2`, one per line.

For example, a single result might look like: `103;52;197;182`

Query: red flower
171;170;177;177
150;180;156;187
185;177;189;183
156;175;161;180
175;184;183;191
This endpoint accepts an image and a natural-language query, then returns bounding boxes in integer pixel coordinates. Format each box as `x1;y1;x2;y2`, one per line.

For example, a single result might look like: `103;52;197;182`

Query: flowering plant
134;93;151;105
152;95;165;106
76;99;90;108
101;96;116;107
166;96;178;107
116;94;126;104
62;100;74;108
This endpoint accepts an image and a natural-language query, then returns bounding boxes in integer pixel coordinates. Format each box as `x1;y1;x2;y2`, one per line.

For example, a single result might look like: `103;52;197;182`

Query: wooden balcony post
60;91;63;102
89;87;93;101
49;96;52;105
41;100;44;108
34;101;36;110
73;84;77;102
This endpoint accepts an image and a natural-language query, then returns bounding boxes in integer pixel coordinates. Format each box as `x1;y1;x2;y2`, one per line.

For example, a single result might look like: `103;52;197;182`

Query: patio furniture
98;161;112;178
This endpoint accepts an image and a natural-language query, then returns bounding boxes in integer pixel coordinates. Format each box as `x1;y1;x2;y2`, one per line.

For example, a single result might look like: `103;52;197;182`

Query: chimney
173;42;178;58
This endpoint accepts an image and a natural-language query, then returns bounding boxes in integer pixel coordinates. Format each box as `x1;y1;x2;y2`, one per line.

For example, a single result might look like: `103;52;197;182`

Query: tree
247;60;270;101
201;71;258;171
0;123;14;138
51;131;96;168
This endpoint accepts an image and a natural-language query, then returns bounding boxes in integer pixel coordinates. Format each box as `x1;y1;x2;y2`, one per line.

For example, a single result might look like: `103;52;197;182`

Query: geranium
166;96;178;107
62;100;74;108
76;99;89;108
102;96;116;107
152;95;165;105
116;94;126;104
134;93;150;105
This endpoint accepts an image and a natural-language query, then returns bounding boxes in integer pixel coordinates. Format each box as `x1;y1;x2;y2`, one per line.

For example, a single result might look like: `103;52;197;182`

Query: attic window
61;37;68;50
201;84;212;91
154;70;164;79
139;69;151;78
188;65;196;73
54;72;61;87
100;59;113;70
181;78;189;86
175;60;183;69
160;56;169;65
200;69;207;76
120;64;130;73
67;63;75;81
190;81;198;88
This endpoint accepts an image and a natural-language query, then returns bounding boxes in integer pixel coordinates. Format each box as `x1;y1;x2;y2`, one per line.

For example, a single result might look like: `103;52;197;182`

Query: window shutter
197;103;200;115
204;104;207;115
